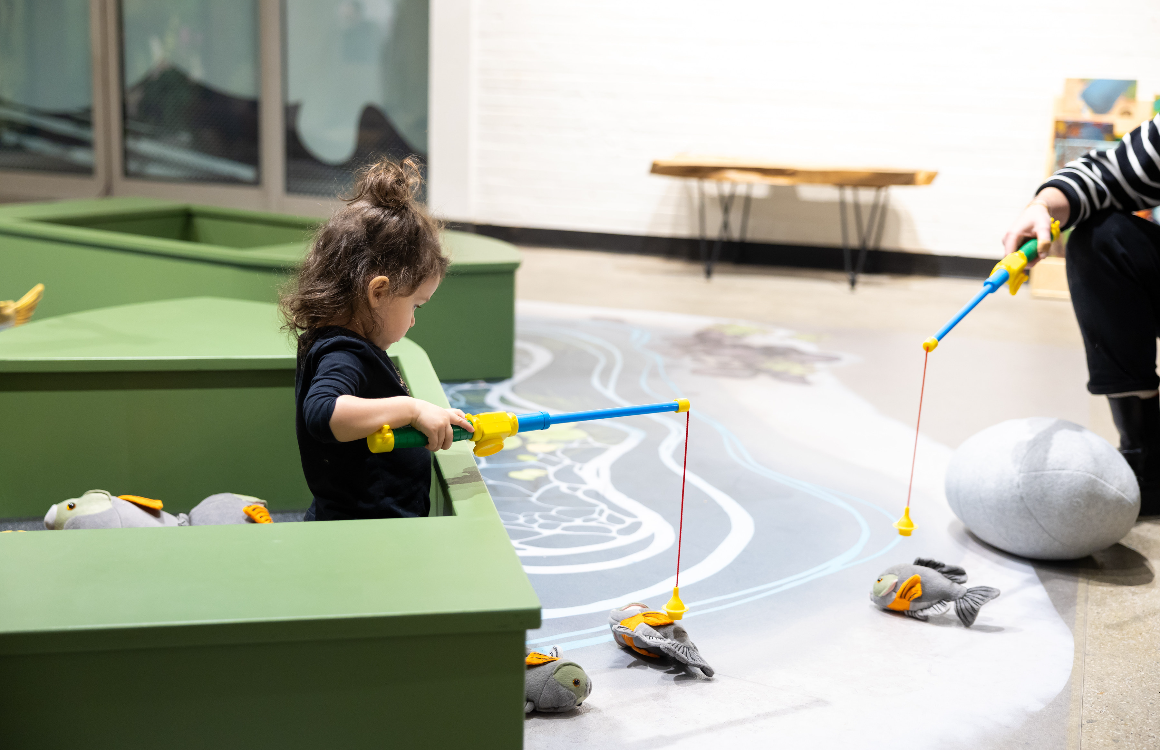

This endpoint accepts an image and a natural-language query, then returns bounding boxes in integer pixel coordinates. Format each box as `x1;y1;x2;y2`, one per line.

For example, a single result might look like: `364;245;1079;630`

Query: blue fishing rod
922;220;1060;352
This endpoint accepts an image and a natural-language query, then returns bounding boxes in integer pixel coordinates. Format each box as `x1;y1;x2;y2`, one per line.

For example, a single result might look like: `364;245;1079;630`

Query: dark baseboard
449;222;995;280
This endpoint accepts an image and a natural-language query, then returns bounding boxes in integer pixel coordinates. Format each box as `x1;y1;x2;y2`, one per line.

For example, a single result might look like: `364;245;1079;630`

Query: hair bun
350;155;424;208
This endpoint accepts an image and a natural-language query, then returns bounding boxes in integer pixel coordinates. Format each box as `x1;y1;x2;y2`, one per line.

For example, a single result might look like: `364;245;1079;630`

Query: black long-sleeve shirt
295;327;431;521
1040;114;1160;229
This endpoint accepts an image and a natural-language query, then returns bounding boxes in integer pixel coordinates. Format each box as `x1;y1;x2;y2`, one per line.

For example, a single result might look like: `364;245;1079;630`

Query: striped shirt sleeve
1039;114;1160;229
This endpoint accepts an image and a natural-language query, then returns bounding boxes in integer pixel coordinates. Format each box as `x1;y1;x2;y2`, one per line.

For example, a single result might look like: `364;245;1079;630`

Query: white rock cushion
946;418;1140;560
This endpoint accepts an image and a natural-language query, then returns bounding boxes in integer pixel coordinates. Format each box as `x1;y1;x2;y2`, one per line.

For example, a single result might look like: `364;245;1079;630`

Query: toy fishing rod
368;398;695;620
921;220;1060;353
895;221;1060;537
368;398;691;456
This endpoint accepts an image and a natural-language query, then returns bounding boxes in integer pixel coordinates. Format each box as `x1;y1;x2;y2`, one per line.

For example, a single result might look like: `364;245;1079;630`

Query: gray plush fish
184;493;271;525
44;490;180;530
608;603;714;677
524;647;591;714
870;558;1000;627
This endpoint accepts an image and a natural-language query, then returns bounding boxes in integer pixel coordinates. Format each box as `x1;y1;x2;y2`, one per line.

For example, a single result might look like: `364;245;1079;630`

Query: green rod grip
390;424;474;449
1017;236;1040;263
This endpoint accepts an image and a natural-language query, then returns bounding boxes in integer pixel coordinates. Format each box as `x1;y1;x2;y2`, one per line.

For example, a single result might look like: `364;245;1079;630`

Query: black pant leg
1065;210;1160;394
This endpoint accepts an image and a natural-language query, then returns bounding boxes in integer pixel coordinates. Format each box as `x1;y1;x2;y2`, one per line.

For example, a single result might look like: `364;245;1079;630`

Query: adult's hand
1001;187;1070;265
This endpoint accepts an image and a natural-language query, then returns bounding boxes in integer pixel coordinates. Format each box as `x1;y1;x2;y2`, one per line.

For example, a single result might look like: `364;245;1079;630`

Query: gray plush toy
182;493;271;526
44;490;181;530
870;557;1000;627
524;646;592;714
608;603;714;677
44;490;273;530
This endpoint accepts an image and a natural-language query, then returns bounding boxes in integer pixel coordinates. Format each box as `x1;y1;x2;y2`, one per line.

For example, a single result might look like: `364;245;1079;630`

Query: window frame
0;0;111;202
0;0;353;218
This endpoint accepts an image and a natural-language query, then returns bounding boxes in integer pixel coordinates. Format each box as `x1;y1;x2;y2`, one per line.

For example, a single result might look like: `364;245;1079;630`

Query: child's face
366;275;441;350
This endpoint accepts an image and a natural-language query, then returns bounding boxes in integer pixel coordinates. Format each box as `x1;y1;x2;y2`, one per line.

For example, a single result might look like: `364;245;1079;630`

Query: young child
281;157;472;522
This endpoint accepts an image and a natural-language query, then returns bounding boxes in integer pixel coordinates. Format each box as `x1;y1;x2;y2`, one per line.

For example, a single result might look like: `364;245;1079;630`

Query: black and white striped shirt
1040;114;1160;229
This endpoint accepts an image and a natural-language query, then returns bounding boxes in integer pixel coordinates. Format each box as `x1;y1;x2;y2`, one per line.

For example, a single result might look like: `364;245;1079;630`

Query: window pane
284;0;428;196
121;0;259;183
0;0;93;174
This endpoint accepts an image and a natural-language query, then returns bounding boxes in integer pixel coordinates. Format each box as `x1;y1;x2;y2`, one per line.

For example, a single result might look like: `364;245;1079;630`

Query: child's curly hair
281;156;449;354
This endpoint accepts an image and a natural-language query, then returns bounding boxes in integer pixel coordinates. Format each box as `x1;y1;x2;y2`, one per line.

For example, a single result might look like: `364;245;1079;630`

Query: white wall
433;0;1160;259
427;0;475;220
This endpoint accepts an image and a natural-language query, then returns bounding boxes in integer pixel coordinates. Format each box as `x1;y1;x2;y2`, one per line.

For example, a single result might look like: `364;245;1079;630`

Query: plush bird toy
870;558;1000;627
44;490;273;530
524;647;592;713
0;284;44;331
608;603;714;676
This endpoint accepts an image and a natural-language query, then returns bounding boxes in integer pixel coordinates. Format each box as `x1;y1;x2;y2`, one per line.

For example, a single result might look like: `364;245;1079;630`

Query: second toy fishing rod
895;220;1060;537
921;220;1060;353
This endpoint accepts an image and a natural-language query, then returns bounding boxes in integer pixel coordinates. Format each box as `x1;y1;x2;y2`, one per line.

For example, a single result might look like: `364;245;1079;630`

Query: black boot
1108;394;1160;517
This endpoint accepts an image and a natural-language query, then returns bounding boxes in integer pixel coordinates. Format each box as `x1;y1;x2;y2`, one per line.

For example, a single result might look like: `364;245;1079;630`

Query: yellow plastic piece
922;337;939;352
474;439;504;457
993;219;1062;296
663;586;688;620
992;251;1031;295
893;507;915;536
466;411;520;457
674;398;691;413
0;283;45;328
367;425;395;453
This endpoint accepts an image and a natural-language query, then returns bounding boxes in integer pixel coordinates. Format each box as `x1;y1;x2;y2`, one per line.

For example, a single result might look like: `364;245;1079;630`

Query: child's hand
412;402;474;451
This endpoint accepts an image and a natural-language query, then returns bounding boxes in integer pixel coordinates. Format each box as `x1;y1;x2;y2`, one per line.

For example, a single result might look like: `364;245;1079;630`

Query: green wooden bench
0;298;539;748
0;197;520;380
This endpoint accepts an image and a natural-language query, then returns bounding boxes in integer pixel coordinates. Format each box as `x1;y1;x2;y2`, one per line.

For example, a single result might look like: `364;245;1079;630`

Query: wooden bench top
651;157;937;187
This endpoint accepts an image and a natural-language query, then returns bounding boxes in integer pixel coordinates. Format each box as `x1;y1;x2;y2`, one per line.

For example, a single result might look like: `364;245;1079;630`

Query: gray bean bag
946;418;1139;559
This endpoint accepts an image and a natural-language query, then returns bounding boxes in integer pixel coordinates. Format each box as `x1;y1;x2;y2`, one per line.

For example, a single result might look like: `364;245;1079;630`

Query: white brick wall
437;0;1160;259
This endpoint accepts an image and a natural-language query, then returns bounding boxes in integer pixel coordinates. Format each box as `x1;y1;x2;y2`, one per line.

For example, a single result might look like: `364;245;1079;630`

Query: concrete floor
514;248;1158;750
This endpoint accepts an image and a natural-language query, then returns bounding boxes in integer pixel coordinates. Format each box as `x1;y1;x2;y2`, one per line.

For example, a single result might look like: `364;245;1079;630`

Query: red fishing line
905;350;931;510
675;410;690;587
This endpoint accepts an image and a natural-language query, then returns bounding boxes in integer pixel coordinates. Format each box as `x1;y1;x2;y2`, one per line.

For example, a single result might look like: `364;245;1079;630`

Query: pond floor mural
447;300;1074;749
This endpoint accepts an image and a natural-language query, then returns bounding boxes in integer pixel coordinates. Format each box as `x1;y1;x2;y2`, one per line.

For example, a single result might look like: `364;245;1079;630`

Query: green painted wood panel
0;293;540;748
189;212;315;248
0;630;527;749
0;297;504;517
0;198;521;380
0;373;303;516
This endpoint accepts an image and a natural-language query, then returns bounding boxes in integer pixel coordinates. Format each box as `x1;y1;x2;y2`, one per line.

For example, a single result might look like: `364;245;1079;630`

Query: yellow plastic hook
893;507;916;536
663;586;688;620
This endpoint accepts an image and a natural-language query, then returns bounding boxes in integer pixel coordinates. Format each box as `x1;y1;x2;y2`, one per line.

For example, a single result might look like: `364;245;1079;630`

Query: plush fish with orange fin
870;558;1000;628
608;603;714;676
